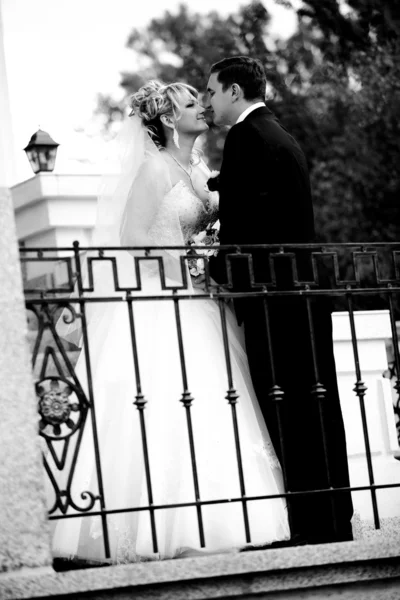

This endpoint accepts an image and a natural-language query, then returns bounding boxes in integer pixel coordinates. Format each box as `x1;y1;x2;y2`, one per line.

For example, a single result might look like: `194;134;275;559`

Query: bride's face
175;92;209;136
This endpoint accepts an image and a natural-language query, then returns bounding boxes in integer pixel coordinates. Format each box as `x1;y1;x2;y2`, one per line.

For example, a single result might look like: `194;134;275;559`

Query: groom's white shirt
235;102;265;124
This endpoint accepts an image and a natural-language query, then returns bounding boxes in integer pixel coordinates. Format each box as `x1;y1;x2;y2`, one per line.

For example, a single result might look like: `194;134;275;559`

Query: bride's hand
192;274;206;290
191;274;218;290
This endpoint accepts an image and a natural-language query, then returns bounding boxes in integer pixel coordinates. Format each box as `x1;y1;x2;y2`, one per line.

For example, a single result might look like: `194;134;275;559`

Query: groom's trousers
241;293;354;544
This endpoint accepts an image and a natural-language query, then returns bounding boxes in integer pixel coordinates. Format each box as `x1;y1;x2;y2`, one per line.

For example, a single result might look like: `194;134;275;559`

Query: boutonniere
205;170;220;193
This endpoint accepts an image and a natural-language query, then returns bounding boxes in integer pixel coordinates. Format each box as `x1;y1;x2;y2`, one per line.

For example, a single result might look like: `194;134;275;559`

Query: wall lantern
24;129;59;174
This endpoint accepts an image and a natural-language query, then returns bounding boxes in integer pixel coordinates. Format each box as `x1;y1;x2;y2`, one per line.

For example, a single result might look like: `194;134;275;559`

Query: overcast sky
2;0;297;183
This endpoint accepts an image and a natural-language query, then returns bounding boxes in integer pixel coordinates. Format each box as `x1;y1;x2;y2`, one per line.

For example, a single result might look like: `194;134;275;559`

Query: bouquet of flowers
187;220;220;278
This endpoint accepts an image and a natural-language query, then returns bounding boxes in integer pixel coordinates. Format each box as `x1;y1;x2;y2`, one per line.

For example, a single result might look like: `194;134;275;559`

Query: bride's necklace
163;149;196;192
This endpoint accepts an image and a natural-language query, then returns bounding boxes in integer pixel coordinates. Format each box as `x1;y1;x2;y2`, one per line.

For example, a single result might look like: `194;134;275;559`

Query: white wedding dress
51;163;290;564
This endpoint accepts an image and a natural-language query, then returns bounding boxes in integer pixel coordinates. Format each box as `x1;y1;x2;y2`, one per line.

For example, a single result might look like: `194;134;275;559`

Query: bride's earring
173;127;180;149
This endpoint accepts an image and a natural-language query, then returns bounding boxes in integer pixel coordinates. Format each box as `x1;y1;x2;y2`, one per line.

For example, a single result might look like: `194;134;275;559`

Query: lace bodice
148;180;219;246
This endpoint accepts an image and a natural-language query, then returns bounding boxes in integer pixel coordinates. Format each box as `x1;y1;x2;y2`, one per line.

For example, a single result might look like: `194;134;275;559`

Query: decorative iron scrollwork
37;376;82;439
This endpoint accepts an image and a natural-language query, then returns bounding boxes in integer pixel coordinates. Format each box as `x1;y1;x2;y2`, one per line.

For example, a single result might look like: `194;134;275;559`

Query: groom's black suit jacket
216;106;314;258
211;106;353;543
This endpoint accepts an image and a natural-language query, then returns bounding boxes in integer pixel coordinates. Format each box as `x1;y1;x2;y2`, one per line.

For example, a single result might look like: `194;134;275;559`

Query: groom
207;56;353;545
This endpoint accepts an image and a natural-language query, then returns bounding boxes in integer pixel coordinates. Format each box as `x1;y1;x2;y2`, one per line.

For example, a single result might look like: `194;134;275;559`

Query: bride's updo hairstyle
129;80;199;148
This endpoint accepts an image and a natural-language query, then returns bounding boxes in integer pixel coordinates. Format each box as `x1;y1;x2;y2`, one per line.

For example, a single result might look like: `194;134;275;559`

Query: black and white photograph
1;1;400;598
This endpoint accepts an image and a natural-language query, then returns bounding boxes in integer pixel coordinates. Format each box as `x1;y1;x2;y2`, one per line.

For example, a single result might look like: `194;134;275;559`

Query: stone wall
0;186;52;572
1;539;400;599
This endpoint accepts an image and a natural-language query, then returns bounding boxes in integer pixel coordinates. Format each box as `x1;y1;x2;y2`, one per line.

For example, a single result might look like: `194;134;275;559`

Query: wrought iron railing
21;242;400;563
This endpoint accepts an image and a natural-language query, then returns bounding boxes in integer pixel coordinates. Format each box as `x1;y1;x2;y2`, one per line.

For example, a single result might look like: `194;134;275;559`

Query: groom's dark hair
210;56;266;101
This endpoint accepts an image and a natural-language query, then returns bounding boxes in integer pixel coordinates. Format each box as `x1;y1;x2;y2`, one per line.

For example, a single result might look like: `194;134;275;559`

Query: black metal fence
21;242;400;562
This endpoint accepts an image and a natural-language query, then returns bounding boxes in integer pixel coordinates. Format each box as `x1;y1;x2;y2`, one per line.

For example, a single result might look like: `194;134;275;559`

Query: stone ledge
11;174;101;211
2;539;400;600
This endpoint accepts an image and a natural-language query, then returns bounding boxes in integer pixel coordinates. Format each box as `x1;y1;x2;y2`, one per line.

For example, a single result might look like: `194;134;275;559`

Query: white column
333;310;400;527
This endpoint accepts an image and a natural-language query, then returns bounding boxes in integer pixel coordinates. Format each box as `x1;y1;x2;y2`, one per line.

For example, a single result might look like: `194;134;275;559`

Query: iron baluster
172;292;205;548
346;293;380;529
218;298;251;544
73;241;111;558
126;292;159;554
305;294;338;535
261;293;293;532
387;292;400;444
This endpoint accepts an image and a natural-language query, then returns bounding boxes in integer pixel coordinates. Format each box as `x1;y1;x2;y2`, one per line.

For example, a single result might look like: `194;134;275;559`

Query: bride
51;80;290;564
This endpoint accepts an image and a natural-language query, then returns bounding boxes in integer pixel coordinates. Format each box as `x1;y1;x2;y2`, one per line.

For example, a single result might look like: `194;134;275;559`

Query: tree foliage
284;0;400;241
276;0;400;59
309;43;400;243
